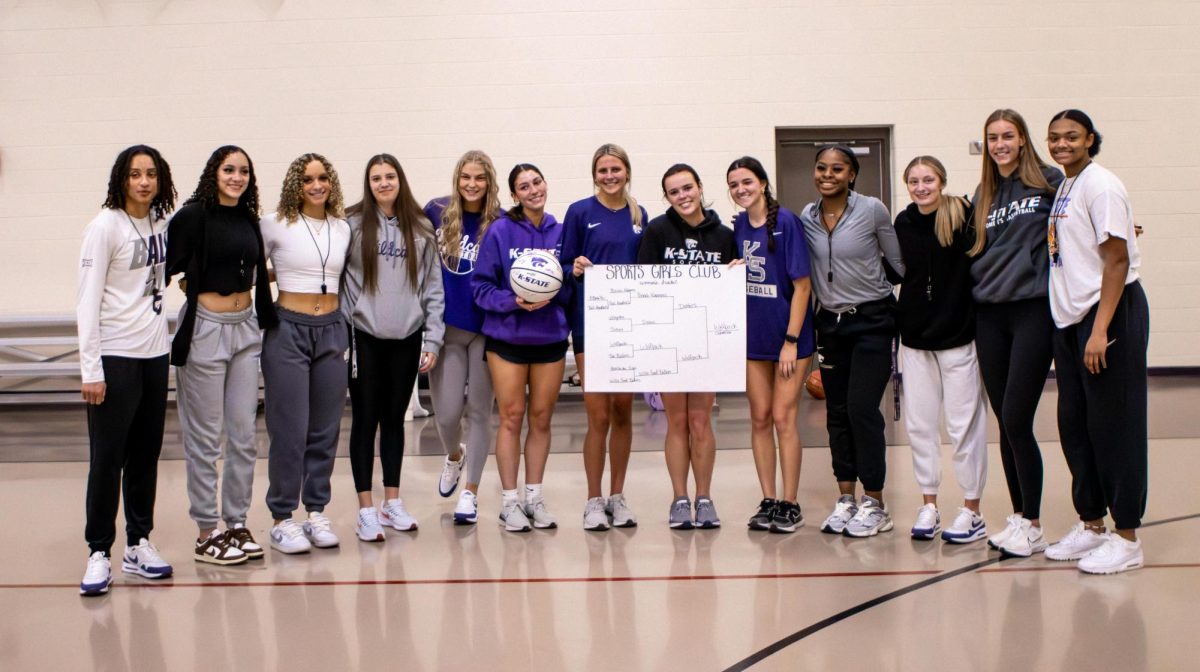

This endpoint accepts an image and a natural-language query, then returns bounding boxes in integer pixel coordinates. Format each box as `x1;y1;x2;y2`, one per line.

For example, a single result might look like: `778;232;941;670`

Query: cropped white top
261;211;351;294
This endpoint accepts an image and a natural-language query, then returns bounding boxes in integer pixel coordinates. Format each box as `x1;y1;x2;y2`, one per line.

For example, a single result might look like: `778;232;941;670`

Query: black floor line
724;511;1199;671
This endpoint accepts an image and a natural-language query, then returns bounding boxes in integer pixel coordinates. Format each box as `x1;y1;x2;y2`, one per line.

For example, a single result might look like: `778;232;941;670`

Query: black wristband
784;334;799;344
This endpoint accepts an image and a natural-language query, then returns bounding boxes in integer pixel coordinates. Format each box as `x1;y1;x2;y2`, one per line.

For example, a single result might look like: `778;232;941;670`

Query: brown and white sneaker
195;529;248;566
226;523;265;560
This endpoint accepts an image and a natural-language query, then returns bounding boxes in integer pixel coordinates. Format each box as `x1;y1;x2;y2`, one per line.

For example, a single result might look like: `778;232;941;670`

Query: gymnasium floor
1;379;1197;671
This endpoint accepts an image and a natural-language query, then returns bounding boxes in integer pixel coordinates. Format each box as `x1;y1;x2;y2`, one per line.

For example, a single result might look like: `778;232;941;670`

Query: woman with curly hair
78;145;177;595
423;151;502;524
165;145;276;565
260;152;352;554
342;154;444;540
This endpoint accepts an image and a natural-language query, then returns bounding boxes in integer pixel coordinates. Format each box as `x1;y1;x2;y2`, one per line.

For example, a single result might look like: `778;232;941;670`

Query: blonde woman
260;153;351;554
423;151;502;524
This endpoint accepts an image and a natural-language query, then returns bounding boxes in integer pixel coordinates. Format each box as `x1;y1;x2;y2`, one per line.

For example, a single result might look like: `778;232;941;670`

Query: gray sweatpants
429;325;493;486
262;308;349;520
176;304;261;529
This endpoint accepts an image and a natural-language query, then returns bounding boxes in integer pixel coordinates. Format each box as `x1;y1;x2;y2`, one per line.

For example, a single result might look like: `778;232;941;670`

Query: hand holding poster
583;264;746;393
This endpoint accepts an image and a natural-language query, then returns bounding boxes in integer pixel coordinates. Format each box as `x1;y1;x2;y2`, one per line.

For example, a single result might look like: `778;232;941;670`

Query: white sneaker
525;498;558;529
998;518;1046;557
1077;534;1144;575
606;493;638;528
988;514;1023;549
439;452;465;497
941;507;987;544
844;496;893;537
499;499;531;533
380;498;418;531
80;551;112;596
302;512;340;548
583;497;610;531
1046;522;1108;561
270;519;312;554
820;494;858;534
454;489;479;525
910;503;940;540
121;538;173;579
356;507;385;542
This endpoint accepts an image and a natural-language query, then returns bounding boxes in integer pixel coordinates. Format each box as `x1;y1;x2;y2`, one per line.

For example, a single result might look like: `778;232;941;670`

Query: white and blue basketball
509;250;563;303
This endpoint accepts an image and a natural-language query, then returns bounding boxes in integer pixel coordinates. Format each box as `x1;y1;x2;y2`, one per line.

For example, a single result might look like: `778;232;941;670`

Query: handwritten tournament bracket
583;264;746;393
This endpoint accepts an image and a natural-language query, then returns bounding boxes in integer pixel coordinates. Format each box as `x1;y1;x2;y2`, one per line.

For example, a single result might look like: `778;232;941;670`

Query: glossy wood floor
1;380;1197;671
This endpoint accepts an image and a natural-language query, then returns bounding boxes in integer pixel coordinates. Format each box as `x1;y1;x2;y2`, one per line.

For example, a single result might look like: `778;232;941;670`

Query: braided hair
726;156;779;252
102;144;177;220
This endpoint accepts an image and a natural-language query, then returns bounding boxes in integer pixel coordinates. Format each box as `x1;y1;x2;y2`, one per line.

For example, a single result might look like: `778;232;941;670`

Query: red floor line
0;567;943;590
978;562;1200;573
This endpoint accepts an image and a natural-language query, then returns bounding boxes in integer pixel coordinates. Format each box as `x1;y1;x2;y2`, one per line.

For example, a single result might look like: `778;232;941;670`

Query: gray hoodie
800;191;905;313
969;165;1064;303
341;210;445;352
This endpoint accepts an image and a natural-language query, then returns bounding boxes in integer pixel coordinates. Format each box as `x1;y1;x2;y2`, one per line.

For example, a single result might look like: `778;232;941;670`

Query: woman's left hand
728;259;746;268
1084;330;1110;375
573;255;593;278
777;343;798;379
418;351;438;373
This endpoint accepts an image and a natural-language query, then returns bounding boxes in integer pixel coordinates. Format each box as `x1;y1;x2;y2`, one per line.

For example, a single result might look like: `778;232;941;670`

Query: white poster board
583;264;746;393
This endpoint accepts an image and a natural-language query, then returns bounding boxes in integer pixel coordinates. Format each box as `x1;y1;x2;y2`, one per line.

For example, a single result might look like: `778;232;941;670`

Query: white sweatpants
900;342;987;499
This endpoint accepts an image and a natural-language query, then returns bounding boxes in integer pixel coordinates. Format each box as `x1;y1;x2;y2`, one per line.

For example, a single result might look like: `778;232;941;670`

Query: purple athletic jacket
470;212;571;345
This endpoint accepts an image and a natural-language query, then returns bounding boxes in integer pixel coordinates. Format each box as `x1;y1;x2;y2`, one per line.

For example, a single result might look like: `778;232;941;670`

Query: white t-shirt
1047;162;1141;328
76;208;170;383
261;211;351;294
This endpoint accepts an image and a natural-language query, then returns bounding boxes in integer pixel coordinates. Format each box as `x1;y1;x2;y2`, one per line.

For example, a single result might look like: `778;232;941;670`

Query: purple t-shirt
559;195;647;339
424;197;486;334
735;206;816;360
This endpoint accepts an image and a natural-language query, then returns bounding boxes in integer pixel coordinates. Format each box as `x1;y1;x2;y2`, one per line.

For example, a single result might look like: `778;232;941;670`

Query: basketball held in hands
509;250;563;303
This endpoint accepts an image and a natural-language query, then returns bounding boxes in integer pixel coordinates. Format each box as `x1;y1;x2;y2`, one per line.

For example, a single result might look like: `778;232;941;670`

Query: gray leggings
176;304;261;529
429;325;493;486
262;308;349;519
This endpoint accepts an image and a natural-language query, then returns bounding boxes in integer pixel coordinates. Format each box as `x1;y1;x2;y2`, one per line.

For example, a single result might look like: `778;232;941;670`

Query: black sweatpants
1054;281;1149;530
816;298;896;493
348;328;422;492
975;298;1053;520
85;354;169;555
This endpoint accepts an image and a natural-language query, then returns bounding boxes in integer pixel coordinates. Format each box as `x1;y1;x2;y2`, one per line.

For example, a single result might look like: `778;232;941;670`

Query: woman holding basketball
560;144;648;531
637;164;737;529
727;156;815;534
799;145;905;539
471;163;571;533
424;151;502;525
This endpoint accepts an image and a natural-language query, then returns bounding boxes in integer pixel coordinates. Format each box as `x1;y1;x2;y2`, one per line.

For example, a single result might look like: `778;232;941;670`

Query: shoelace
308;514;331;532
138;542;165;564
279;520;305;538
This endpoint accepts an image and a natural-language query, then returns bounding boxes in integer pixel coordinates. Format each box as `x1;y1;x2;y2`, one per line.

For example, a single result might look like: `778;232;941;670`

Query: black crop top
167;203;259;294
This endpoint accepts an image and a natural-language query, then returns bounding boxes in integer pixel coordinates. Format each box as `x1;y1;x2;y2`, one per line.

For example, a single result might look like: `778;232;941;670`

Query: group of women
75;107;1150;596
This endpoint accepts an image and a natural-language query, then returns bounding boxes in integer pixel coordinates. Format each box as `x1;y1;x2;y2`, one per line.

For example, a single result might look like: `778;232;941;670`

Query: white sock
525;483;543;503
502;489;519;506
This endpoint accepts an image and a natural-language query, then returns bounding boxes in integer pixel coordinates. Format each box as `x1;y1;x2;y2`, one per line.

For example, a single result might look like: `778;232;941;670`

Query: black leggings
348;328;422;492
85;354;169;555
1054;281;1149;530
975;298;1053;520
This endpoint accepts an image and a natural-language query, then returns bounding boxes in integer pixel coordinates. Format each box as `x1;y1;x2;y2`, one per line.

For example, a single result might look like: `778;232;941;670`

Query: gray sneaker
606;493;638;528
844;496;894;537
668;497;693;529
694;497;721;529
524;499;558;529
583;497;609;532
820;494;858;534
499;500;531;533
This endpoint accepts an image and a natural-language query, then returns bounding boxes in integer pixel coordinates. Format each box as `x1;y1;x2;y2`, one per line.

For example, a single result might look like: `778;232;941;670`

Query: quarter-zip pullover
799;191;904;313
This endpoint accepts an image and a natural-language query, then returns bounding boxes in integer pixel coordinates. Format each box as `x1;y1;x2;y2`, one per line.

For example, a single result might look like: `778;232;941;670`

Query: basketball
509;250;563;303
805;369;825;400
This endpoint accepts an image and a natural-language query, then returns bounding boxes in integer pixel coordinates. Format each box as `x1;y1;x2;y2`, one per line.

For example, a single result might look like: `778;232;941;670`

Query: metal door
775;127;893;215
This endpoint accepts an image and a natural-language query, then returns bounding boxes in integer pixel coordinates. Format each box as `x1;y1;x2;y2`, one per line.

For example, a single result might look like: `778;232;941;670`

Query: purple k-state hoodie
471;211;571;345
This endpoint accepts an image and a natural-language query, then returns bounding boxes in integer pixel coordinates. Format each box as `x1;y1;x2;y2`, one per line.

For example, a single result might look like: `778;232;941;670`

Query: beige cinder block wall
1;0;1195;366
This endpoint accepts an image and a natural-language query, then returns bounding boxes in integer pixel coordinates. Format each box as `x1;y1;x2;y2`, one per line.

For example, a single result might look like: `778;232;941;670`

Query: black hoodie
637;208;736;265
894;201;975;350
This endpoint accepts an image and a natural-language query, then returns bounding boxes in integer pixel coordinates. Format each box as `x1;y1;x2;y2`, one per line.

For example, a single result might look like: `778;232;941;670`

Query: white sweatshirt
76;208;170;383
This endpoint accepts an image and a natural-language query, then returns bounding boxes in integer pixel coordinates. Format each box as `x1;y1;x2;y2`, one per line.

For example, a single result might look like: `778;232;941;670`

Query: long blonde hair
438;150;500;266
277;152;345;223
903;155;968;248
592;143;643;232
969;109;1053;256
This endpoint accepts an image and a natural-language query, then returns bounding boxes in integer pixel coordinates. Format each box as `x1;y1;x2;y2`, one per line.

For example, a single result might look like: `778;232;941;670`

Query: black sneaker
748;498;777;531
769;501;804;534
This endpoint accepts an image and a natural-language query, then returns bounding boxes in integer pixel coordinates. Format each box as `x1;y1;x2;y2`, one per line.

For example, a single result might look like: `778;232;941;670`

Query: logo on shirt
587;221;603;229
685;239;698;250
377;240;408;260
661;247;723;264
986;196;1043;229
742;240;766;283
508;247;556;260
1048;195;1071;268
